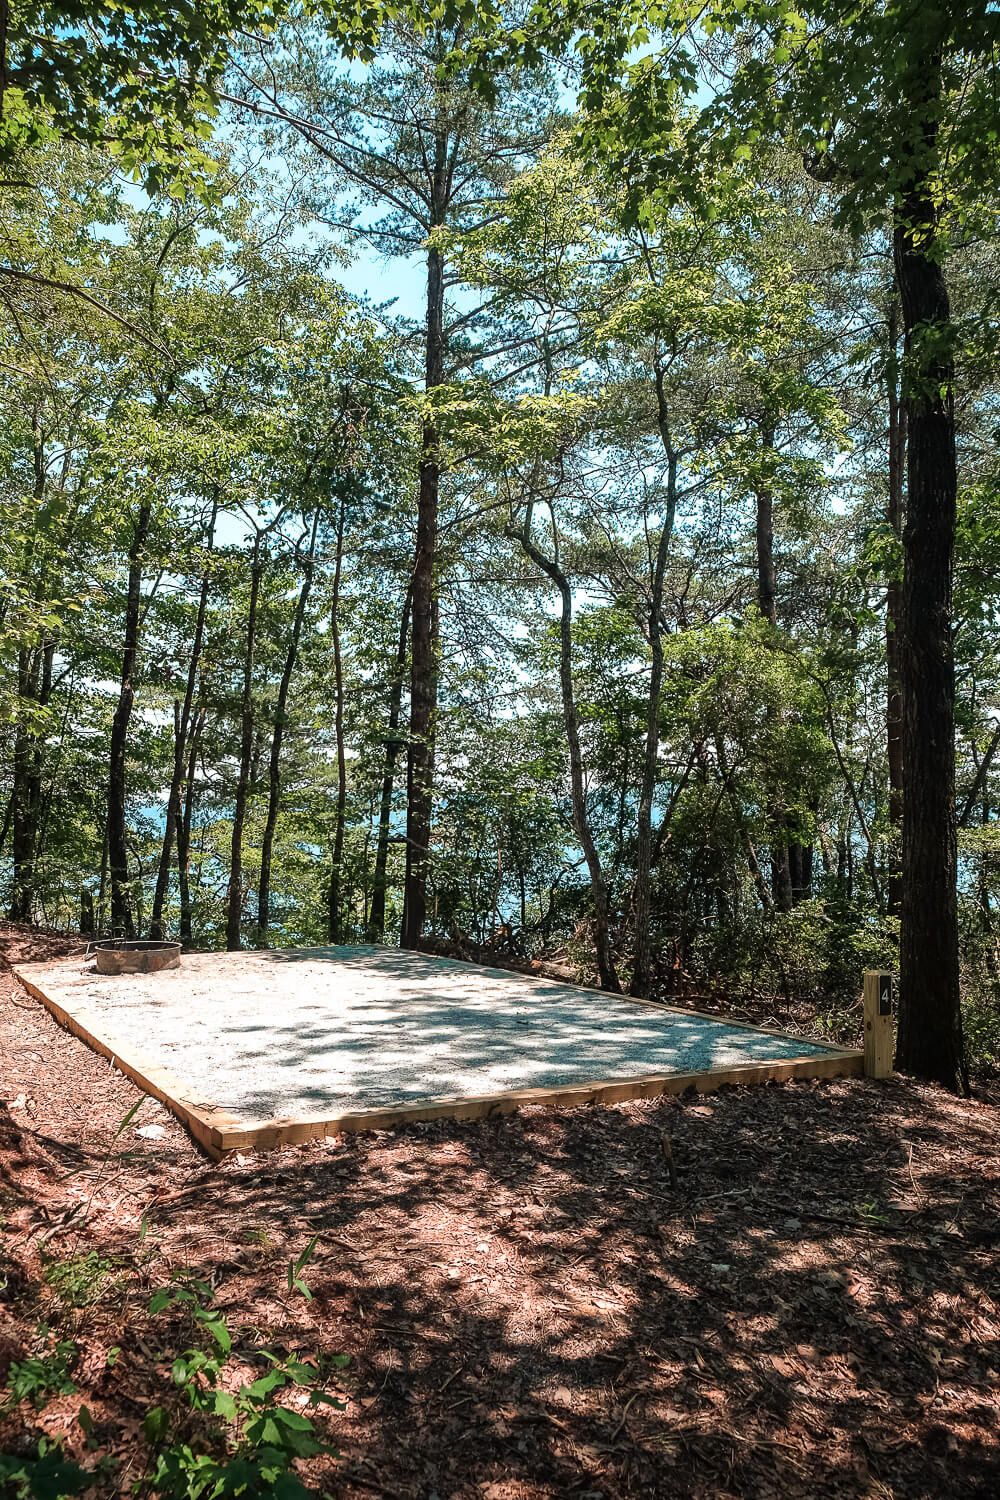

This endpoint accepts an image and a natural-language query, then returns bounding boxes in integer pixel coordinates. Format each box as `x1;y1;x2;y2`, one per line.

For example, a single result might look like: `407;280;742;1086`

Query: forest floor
2;923;999;1500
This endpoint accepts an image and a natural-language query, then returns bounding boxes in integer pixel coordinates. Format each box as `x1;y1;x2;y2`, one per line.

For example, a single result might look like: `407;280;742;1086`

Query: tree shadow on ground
2;942;998;1500
132;1079;1000;1500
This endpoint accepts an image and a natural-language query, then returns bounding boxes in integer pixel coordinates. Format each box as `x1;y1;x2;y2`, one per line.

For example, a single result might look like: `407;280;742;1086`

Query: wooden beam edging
14;969;240;1161
217;1048;863;1152
15;959;863;1162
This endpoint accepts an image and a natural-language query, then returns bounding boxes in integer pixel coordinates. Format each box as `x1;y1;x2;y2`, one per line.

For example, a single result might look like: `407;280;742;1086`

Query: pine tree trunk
225;533;264;952
892;47;967;1092
106;501;152;938
401;229;445;949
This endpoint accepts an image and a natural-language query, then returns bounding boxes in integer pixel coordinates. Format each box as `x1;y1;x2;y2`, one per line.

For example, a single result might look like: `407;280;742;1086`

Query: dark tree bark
225;531;265;951
9;420;54;921
149;499;217;940
9;644;54;921
106;500;152;938
257;507;322;943
327;499;349;942
892;45;967;1093
518;512;620;992
401;211;445;949
886;296;906;920
366;578;413;942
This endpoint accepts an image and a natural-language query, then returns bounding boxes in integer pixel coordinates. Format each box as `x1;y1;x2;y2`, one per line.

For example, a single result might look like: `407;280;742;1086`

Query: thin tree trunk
959;722;1000;829
257;507;322;942
630;428;678;997
106;500;152;938
0;790;12;863
755;426;778;632
9;421;51;921
176;707;204;946
892;39;967;1093
327;500;349;942
225;532;264;951
367;578;413;941
96;827;109;933
149;499;217;940
754;421;796;911
886;296;906;919
518;514;620;992
9;650;38;921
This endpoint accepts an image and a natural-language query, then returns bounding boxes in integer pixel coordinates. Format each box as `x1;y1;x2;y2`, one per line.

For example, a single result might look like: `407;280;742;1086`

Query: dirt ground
2;922;999;1499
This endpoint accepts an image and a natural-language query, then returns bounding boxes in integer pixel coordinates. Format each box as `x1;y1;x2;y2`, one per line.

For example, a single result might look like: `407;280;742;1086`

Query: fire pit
93;939;181;975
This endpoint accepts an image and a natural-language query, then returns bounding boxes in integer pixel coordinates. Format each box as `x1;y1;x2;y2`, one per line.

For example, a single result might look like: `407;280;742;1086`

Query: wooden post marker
863;970;895;1078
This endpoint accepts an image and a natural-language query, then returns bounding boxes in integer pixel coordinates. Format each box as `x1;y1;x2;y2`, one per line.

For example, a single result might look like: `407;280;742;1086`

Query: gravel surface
14;945;839;1125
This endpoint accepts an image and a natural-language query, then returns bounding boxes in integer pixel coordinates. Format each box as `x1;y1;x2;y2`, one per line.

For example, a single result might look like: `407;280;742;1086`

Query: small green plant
286;1236;320;1302
44;1252;115;1310
3;1340;78;1409
0;1439;90;1499
853;1199;892;1227
141;1277;346;1499
0;1279;347;1500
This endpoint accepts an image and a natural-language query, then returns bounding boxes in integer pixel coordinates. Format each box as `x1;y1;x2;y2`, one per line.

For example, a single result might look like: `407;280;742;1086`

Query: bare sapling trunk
10;423;55;920
149;499;217;940
630;428;678;997
327;499;349;942
753;421;796;912
367;578;413;941
518;512;620;992
225;532;264;951
9;650;40;921
176;707;204;945
257;507;322;942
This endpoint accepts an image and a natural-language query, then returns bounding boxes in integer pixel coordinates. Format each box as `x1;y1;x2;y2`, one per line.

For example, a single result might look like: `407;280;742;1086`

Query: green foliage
0;1439;92;1500
3;1341;78;1409
0;1278;346;1500
287;1235;320;1301
142;1278;344;1499
43;1253;116;1310
0;2;289;191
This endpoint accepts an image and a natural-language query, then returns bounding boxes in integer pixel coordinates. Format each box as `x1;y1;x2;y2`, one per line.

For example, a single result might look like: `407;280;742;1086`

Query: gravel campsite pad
12;945;856;1139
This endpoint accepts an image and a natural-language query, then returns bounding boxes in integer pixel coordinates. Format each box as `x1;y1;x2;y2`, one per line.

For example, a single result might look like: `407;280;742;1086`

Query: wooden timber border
14;956;864;1162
